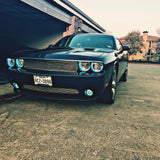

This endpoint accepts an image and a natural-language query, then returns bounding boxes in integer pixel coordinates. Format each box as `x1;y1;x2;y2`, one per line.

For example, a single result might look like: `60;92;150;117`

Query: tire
14;88;21;94
100;69;117;104
120;68;128;82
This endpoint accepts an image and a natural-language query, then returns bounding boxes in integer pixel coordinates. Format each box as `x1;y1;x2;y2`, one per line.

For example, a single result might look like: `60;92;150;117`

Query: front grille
23;85;79;95
23;59;78;74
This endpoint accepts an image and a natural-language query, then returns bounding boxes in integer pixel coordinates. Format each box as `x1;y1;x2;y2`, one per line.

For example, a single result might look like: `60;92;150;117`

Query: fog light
12;82;19;89
84;89;93;97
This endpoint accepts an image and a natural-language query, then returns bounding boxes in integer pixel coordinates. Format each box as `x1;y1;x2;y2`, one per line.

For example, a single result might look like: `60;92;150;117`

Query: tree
122;31;143;55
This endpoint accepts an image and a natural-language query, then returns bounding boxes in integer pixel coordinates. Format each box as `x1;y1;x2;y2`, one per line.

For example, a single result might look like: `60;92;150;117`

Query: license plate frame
33;75;52;86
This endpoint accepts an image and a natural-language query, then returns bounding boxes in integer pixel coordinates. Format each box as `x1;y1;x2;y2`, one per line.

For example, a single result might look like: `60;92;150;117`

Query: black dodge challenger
6;33;130;104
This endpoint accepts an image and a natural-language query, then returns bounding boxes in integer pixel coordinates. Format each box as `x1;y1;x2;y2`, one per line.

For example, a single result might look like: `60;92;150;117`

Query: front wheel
100;70;117;104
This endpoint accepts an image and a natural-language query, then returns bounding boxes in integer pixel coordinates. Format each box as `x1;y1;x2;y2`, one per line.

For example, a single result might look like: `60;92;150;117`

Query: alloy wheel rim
111;80;116;100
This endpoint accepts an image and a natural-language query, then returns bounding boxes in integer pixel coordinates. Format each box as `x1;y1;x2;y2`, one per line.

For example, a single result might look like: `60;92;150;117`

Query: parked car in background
6;33;130;104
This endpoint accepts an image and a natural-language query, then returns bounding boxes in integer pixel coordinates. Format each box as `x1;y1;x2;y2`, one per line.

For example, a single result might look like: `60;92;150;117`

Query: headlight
91;62;103;73
7;58;15;67
16;58;24;68
79;62;90;72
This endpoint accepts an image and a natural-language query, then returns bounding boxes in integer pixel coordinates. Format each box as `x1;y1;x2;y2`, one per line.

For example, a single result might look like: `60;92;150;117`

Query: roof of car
73;33;115;38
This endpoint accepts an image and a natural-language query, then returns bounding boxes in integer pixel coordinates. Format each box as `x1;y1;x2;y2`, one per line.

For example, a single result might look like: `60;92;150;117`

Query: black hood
11;47;116;63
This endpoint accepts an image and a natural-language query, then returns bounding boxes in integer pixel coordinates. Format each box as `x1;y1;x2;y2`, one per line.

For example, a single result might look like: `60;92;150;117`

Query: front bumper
8;69;112;101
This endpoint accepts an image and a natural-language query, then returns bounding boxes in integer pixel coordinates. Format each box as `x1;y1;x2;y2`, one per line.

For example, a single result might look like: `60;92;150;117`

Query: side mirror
123;45;130;51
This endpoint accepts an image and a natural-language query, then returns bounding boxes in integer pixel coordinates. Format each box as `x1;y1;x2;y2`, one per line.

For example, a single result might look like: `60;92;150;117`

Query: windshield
54;34;115;49
69;35;115;49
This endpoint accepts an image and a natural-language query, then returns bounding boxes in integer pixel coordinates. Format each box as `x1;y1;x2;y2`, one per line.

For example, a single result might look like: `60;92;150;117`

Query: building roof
147;35;160;42
119;36;126;41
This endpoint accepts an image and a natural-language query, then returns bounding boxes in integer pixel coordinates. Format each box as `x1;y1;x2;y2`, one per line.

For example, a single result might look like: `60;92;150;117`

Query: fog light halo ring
79;61;91;72
91;62;103;73
84;89;94;97
16;58;24;68
7;58;15;67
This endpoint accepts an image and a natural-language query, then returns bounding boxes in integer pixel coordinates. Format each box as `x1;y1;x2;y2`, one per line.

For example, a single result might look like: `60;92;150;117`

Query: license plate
33;75;52;86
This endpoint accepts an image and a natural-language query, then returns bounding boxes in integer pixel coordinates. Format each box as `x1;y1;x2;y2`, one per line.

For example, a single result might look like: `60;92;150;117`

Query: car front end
6;56;114;101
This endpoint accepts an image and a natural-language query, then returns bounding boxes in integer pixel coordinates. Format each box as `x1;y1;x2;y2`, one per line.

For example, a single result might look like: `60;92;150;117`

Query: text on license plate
33;75;52;86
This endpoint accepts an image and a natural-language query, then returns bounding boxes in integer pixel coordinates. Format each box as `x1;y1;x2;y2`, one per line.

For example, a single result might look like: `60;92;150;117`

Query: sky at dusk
69;0;160;38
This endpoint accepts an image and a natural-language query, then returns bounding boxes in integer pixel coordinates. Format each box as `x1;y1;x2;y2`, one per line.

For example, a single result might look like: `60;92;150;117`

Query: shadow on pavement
0;93;22;104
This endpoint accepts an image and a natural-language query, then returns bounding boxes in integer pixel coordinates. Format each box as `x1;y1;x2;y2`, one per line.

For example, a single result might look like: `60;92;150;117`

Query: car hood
12;48;117;63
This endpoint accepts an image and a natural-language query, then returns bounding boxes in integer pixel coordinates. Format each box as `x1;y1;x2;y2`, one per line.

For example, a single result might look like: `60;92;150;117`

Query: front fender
104;62;115;85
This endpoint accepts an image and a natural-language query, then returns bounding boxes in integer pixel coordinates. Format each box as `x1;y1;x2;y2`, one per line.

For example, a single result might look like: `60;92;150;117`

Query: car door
115;38;128;81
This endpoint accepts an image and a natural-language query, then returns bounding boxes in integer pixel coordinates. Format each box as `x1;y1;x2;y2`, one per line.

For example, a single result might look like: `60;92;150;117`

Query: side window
54;36;70;48
116;39;123;51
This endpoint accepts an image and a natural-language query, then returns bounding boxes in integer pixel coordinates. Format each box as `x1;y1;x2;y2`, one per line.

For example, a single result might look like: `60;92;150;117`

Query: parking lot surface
0;64;160;160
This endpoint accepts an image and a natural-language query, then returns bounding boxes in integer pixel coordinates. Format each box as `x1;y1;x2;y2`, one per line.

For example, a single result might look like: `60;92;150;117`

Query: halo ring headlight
79;62;91;72
7;58;15;67
16;58;24;68
91;62;103;73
